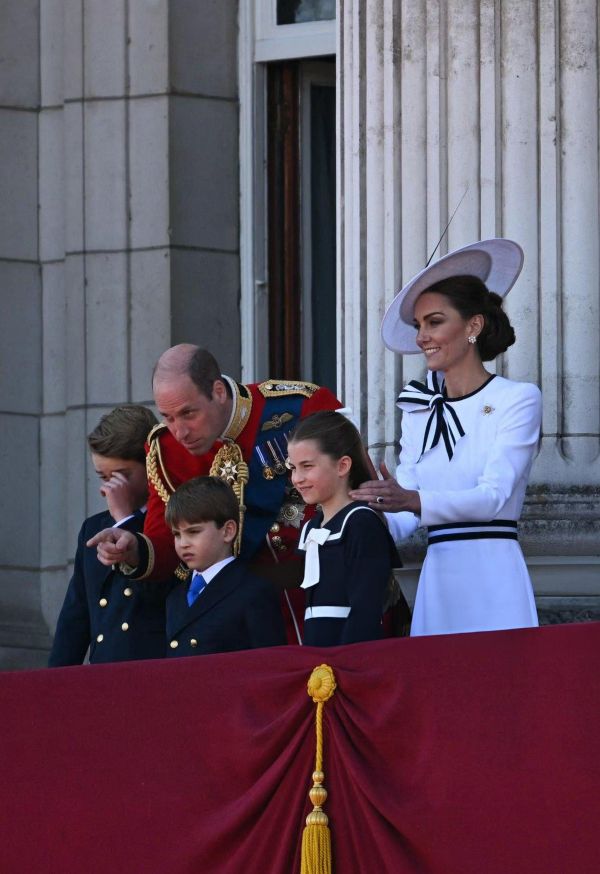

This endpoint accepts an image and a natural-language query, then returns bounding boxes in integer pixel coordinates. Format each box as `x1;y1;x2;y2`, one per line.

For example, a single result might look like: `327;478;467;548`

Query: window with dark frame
266;59;336;391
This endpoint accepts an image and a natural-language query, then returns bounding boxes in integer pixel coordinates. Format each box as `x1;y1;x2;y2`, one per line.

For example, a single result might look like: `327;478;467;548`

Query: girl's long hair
288;411;371;489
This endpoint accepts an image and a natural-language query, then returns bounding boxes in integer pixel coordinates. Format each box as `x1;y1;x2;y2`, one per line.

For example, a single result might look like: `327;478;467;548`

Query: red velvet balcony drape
2;623;599;873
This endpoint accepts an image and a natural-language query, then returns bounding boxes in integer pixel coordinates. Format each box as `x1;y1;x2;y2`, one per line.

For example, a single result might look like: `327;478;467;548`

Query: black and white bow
396;371;465;461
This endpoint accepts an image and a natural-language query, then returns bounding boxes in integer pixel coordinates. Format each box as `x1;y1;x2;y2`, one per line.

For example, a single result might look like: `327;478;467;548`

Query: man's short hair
87;405;158;463
187;349;222;398
165;476;240;530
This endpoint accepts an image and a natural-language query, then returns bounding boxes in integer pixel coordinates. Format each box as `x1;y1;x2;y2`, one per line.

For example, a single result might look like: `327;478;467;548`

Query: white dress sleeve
419;382;542;525
384;408;422;543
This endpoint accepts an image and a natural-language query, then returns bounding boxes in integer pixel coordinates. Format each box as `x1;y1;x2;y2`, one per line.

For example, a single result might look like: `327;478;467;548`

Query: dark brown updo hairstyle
422;274;516;361
287;411;371;489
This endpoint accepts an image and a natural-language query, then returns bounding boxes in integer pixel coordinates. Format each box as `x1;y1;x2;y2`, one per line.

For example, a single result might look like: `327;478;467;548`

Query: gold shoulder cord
146;424;175;506
210;443;249;556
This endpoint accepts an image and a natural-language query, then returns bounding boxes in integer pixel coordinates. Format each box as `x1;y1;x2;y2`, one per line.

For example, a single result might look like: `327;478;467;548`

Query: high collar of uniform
220;375;253;442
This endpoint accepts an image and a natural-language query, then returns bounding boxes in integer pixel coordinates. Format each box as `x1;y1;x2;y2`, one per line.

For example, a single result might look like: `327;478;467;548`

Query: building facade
0;0;598;668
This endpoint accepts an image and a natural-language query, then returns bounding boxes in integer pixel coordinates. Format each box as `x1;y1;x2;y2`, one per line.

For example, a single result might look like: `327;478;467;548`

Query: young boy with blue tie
164;476;286;656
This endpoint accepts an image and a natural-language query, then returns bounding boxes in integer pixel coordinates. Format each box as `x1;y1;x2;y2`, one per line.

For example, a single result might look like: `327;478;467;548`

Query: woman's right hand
349;462;421;515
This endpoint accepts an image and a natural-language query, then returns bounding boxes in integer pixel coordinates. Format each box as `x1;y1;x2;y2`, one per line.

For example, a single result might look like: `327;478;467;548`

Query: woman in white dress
350;239;542;636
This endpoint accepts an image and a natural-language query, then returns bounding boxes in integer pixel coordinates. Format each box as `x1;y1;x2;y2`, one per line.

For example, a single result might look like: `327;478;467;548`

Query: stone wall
0;0;240;668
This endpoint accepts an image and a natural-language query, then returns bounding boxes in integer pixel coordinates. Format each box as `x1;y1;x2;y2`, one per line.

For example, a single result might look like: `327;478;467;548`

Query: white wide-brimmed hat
380;238;524;354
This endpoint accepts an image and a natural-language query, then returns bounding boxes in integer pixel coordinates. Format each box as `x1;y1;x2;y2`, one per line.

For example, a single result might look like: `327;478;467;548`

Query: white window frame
255;1;335;62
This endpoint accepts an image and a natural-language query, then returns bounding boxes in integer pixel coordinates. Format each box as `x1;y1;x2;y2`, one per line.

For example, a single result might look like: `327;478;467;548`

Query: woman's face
413;291;479;372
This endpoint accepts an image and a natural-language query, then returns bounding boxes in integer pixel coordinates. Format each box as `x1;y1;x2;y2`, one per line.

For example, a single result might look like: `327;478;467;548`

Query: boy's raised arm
86;527;140;569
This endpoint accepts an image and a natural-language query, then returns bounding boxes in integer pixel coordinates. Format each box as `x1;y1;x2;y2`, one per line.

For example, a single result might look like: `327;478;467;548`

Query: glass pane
310;83;336;392
277;0;335;25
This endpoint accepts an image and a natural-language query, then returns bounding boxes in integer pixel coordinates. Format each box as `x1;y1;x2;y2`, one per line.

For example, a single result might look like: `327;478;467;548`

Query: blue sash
240;394;304;560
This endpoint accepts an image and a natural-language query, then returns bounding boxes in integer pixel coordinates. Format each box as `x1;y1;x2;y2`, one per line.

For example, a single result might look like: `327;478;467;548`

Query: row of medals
255;435;288;480
255;435;304;533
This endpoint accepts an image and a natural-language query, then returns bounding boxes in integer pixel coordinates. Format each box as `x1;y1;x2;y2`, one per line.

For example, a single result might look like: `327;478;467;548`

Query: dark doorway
266;58;336;392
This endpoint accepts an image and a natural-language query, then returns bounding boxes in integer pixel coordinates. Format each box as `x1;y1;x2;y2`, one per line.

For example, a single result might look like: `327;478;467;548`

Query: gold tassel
301;665;337;874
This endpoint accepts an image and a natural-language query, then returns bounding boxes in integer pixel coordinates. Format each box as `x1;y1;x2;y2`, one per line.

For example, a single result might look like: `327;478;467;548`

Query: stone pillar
338;0;402;465
558;0;599;469
168;2;240;372
42;0;173;652
0;0;242;669
39;0;68;662
0;2;52;667
337;0;600;608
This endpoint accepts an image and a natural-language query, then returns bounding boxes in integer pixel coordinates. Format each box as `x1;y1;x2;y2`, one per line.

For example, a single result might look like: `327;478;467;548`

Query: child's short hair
288;410;371;489
165;476;240;530
87;405;158;463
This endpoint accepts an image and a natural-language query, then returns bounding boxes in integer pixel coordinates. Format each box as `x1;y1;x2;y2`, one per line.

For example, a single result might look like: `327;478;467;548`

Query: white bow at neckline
300;527;331;589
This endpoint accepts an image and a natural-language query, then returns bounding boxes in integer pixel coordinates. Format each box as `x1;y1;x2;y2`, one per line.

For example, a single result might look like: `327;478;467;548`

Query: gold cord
301;665;336;874
209;443;249;557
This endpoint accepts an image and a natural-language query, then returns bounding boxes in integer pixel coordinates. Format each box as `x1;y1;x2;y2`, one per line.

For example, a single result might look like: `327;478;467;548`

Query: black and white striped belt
427;520;518;546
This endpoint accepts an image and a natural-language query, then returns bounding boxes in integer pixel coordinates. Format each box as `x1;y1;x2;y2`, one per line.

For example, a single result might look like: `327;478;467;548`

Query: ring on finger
375;496;384;505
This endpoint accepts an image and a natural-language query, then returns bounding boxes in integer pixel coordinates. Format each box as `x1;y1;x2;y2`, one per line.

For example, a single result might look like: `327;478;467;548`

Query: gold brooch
482;405;494;415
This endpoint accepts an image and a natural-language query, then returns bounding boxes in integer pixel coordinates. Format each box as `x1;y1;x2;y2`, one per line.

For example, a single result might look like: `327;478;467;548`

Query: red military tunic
129;378;340;642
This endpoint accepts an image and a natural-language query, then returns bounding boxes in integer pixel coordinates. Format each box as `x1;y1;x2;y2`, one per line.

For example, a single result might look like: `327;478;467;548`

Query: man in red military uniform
89;345;341;642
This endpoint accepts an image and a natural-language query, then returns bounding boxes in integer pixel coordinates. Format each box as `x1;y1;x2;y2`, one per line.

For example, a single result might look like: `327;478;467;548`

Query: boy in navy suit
164;477;286;656
48;406;174;666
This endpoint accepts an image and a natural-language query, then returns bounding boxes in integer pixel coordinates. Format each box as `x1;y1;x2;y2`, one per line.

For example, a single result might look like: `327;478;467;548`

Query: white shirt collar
193;555;236;585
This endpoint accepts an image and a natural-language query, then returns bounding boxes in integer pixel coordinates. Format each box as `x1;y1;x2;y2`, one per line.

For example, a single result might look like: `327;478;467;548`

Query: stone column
0;1;53;667
43;0;173;649
337;0;600;607
168;2;240;372
39;0;68;661
558;0;599;470
338;0;402;467
0;0;242;668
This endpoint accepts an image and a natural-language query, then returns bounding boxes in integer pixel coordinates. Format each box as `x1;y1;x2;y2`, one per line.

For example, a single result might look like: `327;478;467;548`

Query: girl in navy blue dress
286;411;401;646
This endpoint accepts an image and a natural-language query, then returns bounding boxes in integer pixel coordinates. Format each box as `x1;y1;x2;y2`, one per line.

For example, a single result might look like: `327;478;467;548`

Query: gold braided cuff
119;533;156;580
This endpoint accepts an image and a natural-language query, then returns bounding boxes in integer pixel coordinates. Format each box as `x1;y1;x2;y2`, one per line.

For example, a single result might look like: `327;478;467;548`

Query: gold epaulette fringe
146;424;175;505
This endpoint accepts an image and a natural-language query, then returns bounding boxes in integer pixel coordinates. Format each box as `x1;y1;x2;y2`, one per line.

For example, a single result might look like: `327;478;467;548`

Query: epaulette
147;422;168;443
258;379;319;399
146;423;175;505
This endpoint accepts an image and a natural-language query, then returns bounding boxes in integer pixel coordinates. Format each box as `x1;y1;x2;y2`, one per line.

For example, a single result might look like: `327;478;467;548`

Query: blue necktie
187;572;207;607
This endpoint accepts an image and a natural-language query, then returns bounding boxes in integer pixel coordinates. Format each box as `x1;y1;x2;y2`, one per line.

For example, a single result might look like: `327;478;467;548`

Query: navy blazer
166;559;286;657
48;509;174;666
